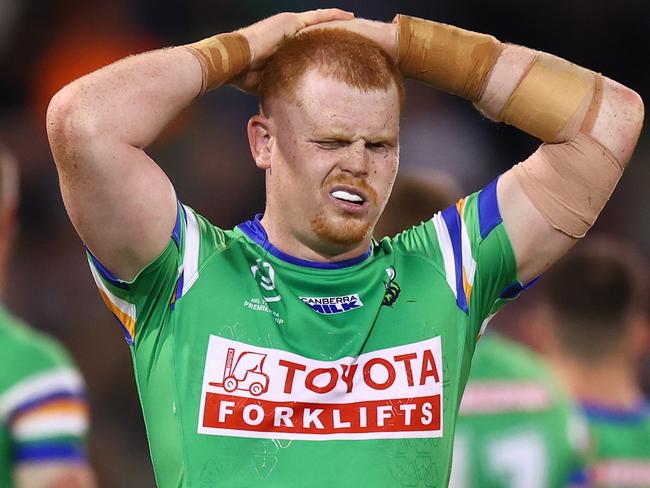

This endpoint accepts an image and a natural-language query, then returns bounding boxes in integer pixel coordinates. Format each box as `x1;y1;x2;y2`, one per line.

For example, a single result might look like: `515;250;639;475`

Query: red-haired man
47;10;643;487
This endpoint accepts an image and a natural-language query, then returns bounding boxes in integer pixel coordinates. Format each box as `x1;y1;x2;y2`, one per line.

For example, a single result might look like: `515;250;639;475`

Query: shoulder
0;310;73;373
472;333;552;381
0;313;81;395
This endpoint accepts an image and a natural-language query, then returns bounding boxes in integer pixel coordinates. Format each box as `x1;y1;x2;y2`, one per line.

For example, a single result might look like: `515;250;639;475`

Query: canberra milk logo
300;294;364;315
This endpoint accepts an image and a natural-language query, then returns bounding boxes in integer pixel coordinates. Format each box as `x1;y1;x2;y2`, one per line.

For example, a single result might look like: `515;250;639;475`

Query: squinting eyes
314;141;392;151
315;141;348;150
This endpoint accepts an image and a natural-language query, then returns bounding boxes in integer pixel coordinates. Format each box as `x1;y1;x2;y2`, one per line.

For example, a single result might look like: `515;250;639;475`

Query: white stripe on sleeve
181;204;201;296
432;212;457;298
0;368;84;422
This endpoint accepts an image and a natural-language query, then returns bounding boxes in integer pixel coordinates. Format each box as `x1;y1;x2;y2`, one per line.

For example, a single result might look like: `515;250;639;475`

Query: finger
298;8;354;28
300;20;354;34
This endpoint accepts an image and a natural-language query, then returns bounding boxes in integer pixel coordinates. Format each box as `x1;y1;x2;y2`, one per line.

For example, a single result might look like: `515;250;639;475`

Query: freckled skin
257;69;400;261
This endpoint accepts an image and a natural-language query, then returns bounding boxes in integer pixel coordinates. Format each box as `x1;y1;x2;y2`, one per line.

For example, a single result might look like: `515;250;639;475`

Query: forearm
48;47;203;152
476;44;643;155
47;29;252;156
395;15;643;150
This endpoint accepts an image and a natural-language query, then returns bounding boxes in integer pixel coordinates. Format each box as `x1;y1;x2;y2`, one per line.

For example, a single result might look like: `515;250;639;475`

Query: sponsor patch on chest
197;336;444;440
299;294;363;315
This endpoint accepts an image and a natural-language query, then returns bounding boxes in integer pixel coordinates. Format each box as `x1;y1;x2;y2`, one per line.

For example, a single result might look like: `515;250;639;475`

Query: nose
339;140;369;177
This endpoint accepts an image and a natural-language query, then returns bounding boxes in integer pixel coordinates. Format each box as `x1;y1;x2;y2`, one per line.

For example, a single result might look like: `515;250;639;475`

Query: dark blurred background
0;0;647;485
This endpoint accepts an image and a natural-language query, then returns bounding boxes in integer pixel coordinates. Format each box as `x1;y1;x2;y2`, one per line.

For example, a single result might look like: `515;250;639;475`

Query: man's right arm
46;9;353;282
46;46;202;282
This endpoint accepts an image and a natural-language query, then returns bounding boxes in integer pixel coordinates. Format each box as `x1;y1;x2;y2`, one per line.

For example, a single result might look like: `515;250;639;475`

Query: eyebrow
311;131;397;143
311;130;354;140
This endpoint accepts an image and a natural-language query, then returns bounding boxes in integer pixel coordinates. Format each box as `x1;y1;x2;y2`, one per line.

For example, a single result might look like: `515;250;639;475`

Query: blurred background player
449;333;589;488
376;173;589;488
0;145;95;487
533;238;650;488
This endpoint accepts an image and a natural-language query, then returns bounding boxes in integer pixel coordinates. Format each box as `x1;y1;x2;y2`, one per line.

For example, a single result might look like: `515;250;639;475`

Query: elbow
587;80;645;166
625;88;645;135
46;84;99;168
615;86;644;166
46;86;79;164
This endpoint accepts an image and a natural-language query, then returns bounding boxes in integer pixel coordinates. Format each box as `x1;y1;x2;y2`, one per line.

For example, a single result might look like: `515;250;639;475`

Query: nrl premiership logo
300;294;364;315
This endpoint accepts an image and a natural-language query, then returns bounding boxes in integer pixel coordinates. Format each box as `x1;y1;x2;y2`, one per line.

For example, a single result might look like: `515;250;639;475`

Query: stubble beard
309;173;379;246
309;208;372;246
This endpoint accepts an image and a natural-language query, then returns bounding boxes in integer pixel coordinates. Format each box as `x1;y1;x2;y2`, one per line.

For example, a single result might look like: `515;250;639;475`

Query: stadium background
0;0;647;485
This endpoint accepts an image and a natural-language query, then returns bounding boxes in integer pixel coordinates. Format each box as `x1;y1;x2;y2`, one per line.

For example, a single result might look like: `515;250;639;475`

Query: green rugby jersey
449;334;589;488
88;178;522;487
0;306;89;488
581;401;650;487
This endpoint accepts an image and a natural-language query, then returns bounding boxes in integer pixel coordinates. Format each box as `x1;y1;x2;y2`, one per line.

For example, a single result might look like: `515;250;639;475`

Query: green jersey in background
0;306;89;488
449;334;589;488
88;179;523;487
582;401;650;487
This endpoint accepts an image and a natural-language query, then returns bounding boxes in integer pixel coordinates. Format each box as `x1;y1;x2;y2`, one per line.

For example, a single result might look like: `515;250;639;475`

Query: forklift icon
210;347;270;397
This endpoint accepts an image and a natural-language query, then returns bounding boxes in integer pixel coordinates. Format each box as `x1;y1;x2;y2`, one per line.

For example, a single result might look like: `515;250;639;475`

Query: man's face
262;70;400;255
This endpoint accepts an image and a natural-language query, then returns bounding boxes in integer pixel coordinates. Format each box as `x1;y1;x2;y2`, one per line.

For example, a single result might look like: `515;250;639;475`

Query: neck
546;352;643;409
259;214;372;263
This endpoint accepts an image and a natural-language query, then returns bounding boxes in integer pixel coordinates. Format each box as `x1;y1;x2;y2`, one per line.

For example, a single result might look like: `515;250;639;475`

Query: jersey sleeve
85;202;228;346
565;407;593;488
0;341;89;466
390;177;522;339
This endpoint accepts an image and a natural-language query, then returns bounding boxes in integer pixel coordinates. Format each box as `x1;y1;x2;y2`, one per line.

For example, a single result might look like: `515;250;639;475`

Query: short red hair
258;28;404;113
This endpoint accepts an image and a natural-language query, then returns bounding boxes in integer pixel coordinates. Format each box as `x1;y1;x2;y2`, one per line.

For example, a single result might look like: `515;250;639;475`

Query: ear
527;301;556;354
627;312;650;360
247;114;273;170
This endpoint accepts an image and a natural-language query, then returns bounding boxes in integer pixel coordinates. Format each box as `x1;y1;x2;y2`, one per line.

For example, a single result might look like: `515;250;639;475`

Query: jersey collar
237;214;372;270
581;399;650;424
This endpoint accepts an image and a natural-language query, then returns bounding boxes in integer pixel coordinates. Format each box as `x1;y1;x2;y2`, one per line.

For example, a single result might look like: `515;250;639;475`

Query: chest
173;251;465;356
161;252;472;442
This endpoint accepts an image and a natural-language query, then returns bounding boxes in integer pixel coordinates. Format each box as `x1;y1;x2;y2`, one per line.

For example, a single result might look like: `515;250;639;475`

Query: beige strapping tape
184;32;251;95
396;15;502;101
500;53;596;142
513;132;623;238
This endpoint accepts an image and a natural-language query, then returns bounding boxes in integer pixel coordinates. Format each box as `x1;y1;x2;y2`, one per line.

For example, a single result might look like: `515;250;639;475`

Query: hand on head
235;9;355;93
300;18;398;60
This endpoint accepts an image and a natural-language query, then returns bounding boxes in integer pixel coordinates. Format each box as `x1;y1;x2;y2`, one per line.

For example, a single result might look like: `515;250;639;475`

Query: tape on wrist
395;14;503;101
184;32;251;96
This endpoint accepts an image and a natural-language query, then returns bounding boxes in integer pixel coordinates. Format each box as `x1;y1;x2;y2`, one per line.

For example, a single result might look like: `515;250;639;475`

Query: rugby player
46;9;643;487
449;333;590;488
535;239;650;488
377;175;590;488
0;146;95;487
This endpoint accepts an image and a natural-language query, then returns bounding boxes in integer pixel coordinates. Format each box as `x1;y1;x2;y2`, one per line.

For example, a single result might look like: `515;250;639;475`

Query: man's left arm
394;15;643;283
476;45;643;283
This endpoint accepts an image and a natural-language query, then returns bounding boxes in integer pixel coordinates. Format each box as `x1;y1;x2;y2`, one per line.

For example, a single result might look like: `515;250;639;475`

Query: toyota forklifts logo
209;348;270;397
198;336;444;440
